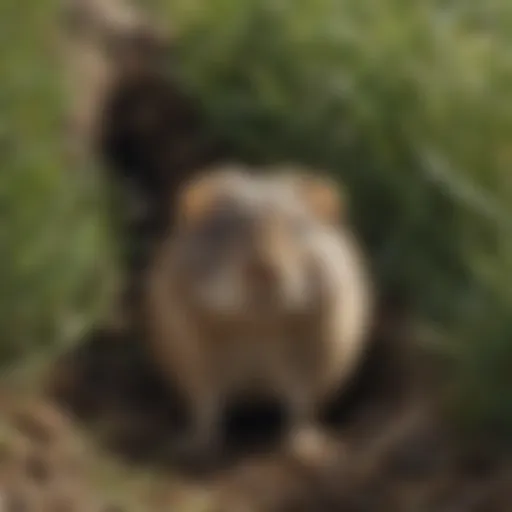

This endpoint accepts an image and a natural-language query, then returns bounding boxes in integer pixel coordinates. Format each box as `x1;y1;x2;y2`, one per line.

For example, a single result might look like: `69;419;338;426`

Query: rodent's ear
273;168;346;223
176;174;220;228
175;165;250;227
301;174;345;223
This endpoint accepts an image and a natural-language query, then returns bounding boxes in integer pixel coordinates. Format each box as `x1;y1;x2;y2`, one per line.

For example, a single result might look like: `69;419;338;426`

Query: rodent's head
171;165;345;317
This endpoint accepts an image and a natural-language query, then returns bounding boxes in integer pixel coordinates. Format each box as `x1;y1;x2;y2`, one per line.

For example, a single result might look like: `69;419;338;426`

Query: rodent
143;164;373;463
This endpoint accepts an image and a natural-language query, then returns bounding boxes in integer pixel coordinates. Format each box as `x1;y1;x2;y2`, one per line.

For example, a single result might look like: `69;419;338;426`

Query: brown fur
142;166;373;465
175;165;250;230
269;166;347;224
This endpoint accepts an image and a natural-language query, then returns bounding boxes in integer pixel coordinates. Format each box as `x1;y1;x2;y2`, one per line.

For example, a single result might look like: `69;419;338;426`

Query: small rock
287;427;341;470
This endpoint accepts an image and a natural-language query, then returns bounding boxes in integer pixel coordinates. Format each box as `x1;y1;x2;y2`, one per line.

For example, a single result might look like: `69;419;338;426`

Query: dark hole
225;398;284;452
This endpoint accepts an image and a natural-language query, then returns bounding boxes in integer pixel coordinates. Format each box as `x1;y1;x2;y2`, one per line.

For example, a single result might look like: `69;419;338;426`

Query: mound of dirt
210;405;512;512
0;395;123;512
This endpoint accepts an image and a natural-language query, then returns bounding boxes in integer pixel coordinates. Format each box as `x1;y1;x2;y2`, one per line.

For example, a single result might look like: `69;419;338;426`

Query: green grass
0;1;118;366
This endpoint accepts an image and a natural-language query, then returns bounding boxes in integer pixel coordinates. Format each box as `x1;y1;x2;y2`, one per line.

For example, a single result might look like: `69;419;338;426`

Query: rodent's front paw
285;426;339;468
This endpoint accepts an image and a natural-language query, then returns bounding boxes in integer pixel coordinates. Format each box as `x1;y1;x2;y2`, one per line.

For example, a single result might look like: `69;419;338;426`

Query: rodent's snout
244;218;287;291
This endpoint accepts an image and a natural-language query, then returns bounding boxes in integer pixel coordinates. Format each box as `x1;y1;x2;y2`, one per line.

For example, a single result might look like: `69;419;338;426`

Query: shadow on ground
45;292;407;471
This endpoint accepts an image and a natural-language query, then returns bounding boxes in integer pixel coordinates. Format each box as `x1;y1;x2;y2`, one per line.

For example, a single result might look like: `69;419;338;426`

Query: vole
143;164;373;463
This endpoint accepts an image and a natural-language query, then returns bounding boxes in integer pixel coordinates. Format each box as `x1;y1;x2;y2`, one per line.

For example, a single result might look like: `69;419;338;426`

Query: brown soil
0;395;118;512
0;313;505;512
